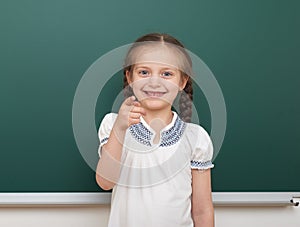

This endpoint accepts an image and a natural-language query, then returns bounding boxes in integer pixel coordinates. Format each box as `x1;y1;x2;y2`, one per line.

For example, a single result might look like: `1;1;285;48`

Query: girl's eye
138;70;149;76
162;71;173;77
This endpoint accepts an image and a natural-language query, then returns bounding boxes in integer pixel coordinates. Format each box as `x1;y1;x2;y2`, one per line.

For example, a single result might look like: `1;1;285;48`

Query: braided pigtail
179;76;193;122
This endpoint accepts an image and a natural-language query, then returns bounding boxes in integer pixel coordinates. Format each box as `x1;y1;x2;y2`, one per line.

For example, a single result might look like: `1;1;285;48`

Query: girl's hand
115;96;146;131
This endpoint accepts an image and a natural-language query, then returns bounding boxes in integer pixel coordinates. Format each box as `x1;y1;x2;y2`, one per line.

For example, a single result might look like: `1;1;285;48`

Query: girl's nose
148;74;161;88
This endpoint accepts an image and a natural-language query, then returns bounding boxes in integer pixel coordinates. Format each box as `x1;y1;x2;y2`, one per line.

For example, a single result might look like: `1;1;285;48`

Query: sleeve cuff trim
191;160;214;170
100;137;109;146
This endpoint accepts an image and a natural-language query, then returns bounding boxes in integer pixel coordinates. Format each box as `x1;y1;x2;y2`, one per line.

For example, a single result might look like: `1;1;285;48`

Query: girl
96;33;214;227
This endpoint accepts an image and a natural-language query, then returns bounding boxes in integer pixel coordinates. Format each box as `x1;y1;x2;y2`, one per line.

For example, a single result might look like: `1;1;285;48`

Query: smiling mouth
143;91;166;97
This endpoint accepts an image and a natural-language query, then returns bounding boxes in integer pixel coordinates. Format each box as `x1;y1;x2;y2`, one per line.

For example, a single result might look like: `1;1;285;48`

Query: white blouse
98;112;214;227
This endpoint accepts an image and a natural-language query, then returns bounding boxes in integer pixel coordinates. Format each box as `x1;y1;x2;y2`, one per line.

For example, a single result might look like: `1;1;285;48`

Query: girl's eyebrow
134;65;150;69
160;67;177;71
134;65;178;71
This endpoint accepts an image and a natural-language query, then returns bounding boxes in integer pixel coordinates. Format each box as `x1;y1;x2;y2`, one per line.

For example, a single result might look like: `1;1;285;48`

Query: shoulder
98;112;118;135
101;112;118;124
185;122;214;169
184;122;212;149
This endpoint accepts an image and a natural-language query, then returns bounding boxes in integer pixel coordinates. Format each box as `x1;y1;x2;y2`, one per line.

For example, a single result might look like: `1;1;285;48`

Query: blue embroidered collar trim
129;114;186;147
128;123;153;147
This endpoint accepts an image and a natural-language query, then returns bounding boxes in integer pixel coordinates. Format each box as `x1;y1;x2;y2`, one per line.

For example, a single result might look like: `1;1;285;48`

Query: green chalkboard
0;0;299;192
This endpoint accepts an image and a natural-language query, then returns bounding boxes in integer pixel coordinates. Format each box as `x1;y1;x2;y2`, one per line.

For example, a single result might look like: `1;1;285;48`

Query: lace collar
128;112;186;147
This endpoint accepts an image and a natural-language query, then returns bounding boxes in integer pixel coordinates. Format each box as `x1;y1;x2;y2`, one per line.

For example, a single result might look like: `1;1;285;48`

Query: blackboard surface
0;0;299;192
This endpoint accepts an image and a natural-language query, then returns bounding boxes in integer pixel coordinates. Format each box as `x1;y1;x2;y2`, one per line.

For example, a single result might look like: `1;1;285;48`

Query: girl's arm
95;123;126;190
95;96;146;190
191;169;214;227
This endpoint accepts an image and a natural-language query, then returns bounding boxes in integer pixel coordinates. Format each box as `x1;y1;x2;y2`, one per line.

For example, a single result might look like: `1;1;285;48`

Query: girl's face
126;45;188;111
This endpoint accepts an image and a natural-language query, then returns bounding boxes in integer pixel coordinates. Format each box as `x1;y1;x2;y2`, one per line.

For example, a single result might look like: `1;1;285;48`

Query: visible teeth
145;91;164;97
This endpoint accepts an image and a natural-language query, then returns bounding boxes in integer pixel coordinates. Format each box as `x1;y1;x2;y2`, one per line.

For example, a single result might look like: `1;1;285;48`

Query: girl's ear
179;76;188;91
125;70;132;87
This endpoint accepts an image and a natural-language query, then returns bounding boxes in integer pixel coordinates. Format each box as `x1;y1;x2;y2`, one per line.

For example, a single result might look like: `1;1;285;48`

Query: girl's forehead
130;44;184;69
134;62;179;70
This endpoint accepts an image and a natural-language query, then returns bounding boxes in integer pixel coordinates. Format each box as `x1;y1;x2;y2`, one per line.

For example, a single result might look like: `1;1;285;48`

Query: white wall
0;205;299;227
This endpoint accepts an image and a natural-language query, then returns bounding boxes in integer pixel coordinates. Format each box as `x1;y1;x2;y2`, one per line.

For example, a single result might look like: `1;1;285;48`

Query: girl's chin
139;99;171;110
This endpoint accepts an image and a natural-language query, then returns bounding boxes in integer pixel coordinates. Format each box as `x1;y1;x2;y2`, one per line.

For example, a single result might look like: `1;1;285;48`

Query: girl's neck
142;108;174;133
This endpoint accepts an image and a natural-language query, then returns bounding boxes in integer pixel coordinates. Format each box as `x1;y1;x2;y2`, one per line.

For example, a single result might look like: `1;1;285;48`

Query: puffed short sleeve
97;113;117;158
188;124;214;170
